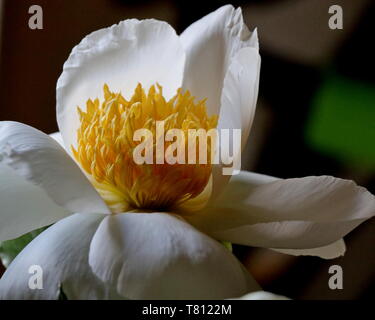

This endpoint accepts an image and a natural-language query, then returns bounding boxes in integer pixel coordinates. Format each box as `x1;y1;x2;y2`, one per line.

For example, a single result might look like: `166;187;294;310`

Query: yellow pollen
72;83;218;213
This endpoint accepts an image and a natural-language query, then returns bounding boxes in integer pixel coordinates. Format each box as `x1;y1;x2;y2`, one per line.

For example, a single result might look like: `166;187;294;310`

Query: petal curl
210;47;261;199
0;121;110;214
181;5;258;116
180;6;260;200
218;47;260;144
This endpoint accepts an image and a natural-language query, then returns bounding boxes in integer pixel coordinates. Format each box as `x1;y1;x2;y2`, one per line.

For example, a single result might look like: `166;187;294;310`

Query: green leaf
0;226;47;268
221;241;233;252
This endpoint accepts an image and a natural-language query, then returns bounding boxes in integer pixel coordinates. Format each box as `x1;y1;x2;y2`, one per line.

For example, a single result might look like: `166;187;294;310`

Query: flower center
72;84;218;213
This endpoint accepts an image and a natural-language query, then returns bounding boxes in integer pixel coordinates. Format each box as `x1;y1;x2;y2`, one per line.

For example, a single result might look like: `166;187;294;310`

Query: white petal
230;290;290;300
49;131;64;149
181;6;260;200
210;47;261;199
0;121;110;214
188;171;375;250
89;212;259;299
0;163;69;241
216;220;365;250
218;47;260;149
181;5;258;115
0;213;122;299
57;19;185;151
272;239;346;259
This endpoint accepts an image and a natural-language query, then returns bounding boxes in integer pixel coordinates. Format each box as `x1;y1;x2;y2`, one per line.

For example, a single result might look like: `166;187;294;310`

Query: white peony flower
0;5;374;300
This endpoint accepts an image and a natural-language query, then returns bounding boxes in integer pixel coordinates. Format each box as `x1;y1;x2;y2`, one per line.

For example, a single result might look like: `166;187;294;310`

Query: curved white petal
230;290;290;300
218;47;260;149
57;19;185;151
181;5;258;116
181;6;260;201
0;163;69;241
210;47;261;199
214;220;365;250
89;212;259;299
49;131;64;149
188;171;375;250
272;239;346;259
0;121;110;214
0;213;123;300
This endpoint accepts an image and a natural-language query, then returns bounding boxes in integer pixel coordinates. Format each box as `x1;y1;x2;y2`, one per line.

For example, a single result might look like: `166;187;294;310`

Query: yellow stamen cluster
72;84;218;213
